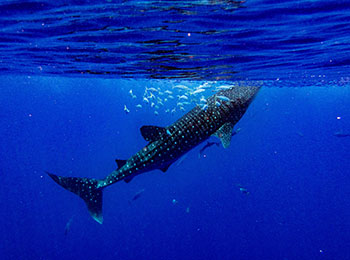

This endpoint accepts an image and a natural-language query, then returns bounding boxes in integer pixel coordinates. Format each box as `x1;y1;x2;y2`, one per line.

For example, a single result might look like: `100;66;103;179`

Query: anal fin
124;174;137;183
160;164;171;173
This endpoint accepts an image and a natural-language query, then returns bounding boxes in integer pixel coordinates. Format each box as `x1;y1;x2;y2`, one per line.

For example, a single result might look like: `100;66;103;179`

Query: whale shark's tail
47;172;105;224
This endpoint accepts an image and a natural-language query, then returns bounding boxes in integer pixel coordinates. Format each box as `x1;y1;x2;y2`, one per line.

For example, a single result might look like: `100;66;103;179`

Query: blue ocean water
0;1;350;260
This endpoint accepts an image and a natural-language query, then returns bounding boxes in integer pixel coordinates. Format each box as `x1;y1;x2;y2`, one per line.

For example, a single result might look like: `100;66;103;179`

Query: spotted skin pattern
48;86;260;224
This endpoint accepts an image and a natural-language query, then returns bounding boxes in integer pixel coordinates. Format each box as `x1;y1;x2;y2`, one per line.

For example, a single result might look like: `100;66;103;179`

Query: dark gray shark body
48;86;260;224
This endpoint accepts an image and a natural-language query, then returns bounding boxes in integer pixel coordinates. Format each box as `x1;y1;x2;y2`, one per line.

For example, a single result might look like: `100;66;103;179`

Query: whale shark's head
207;86;260;112
220;86;260;106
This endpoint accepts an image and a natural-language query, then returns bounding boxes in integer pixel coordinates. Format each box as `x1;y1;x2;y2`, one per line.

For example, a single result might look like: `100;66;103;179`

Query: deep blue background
1;0;350;259
0;76;349;260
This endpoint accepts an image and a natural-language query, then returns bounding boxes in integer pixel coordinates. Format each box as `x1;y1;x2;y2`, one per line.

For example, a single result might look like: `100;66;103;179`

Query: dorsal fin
115;159;127;170
140;125;166;142
213;122;234;148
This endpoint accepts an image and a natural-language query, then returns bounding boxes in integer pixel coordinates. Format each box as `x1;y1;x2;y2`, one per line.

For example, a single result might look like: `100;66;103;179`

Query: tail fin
47;172;104;224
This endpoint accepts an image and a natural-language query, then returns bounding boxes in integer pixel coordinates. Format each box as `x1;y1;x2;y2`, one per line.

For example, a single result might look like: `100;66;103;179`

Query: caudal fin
47;172;104;224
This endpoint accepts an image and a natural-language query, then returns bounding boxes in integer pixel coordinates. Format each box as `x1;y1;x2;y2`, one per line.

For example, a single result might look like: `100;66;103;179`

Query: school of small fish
123;82;243;115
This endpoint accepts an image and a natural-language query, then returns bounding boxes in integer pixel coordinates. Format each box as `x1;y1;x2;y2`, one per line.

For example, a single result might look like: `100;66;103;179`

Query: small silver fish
239;187;250;195
173;85;189;90
200;97;207;103
192;88;205;95
178;95;188;100
216;95;230;102
147;87;158;92
124;105;130;114
216;85;232;90
198;83;211;89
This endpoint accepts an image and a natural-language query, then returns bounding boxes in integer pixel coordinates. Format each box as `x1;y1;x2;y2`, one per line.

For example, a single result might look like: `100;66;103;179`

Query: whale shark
47;86;260;224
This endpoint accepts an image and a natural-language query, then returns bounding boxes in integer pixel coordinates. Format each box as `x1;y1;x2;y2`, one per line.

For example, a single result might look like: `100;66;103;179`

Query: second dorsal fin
140;125;166;142
115;159;127;170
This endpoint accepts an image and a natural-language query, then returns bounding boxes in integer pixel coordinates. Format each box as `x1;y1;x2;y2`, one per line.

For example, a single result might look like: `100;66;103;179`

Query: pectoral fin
213;122;234;148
